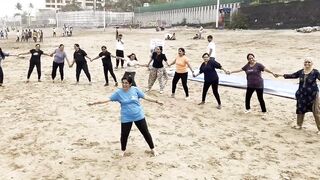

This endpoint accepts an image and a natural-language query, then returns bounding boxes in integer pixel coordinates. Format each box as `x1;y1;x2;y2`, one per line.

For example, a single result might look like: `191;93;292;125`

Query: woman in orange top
169;48;195;99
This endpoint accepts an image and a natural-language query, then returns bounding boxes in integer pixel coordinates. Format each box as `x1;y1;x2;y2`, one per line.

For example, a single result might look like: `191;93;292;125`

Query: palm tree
15;2;23;27
28;3;34;27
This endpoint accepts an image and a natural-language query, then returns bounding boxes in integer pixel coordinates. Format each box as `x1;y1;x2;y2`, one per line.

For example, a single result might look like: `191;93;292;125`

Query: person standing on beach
91;45;118;86
115;33;124;69
227;53;277;113
53;27;56;37
50;44;70;82
39;30;43;42
0;48;16;86
276;58;320;134
70;44;92;84
88;76;163;157
193;53;228;109
122;53;139;87
18;44;51;82
169;48;195;99
146;46;169;94
207;35;216;61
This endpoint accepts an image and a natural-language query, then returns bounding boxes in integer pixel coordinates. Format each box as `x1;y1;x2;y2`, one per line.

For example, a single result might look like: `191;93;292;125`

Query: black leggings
245;87;266;112
103;64;117;84
123;71;136;86
116;50;124;68
52;62;64;81
202;81;221;105
121;118;154;151
0;66;3;84
172;72;189;97
76;62;91;82
27;60;41;80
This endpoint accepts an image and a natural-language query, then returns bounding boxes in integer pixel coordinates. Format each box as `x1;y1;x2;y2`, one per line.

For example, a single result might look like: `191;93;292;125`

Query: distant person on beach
18;44;51;82
227;53;277;113
165;33;176;40
16;30;20;42
50;44;71;83
193;53;228;109
207;35;216;61
169;48;195;99
70;44;92;84
39;30;43;42
276;58;320;134
32;30;38;43
91;45;118;86
53;27;56;37
88;76;163;157
0;48;16;86
193;33;200;40
115;33;124;69
146;46;169;94
198;26;204;39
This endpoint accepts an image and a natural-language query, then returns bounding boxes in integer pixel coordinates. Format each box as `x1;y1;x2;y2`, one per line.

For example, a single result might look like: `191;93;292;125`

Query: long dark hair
0;48;4;59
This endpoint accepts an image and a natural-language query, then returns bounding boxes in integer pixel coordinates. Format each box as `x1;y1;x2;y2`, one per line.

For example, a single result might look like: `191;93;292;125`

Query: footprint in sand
228;150;245;160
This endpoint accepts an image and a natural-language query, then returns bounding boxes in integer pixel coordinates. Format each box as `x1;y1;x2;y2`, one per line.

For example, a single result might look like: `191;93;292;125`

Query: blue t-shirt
110;87;145;123
199;60;222;83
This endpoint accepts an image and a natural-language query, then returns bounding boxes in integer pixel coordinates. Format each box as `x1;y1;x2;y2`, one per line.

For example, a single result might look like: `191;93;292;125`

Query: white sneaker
145;88;150;92
171;93;175;98
244;109;251;114
159;90;163;94
184;96;189;100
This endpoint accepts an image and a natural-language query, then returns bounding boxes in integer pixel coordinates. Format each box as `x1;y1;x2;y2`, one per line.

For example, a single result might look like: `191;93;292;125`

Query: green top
135;0;243;13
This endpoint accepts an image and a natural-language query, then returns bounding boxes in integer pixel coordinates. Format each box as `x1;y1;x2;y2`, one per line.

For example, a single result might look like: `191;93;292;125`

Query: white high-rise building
45;0;103;10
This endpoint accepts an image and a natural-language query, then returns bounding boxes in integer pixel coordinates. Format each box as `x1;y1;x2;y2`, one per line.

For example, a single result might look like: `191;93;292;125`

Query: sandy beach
0;27;319;179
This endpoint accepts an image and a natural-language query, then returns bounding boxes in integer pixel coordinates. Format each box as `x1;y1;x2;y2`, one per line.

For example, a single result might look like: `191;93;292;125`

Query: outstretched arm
228;69;243;74
85;55;92;61
91;55;100;61
18;52;30;56
43;52;51;56
143;95;163;105
88;99;112;106
168;59;176;67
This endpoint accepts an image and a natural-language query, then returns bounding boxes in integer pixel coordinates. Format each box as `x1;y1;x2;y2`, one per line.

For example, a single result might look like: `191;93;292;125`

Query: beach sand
0;27;319;179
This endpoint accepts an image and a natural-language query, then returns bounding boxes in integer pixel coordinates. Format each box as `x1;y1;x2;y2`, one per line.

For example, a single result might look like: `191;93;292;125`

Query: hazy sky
0;0;45;17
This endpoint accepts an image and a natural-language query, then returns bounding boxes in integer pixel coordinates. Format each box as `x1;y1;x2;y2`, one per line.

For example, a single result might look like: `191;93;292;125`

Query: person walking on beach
91;45;118;86
53;27;56;37
115;33;124;69
70;44;92;84
0;48;16;86
88;76;163;157
207;35;216;61
50;44;71;82
169;48;195;99
276;58;320;134
227;53;277;113
146;46;169;94
18;44;51;82
193;53;228;109
39;30;43;42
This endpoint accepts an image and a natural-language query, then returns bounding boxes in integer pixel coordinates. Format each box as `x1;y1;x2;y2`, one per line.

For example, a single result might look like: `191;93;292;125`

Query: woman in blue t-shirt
228;53;276;113
88;76;163;157
193;53;227;109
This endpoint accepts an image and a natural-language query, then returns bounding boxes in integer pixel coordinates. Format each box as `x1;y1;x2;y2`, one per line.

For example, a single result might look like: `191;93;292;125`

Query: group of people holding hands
1;31;319;157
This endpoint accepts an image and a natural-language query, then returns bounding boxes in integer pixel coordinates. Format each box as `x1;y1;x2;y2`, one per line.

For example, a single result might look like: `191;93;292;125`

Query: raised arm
43;52;51;56
88;99;112;106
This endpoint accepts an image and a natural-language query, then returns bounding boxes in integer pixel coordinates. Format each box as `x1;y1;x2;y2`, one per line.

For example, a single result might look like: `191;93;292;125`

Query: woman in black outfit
193;53;227;109
70;44;92;84
91;46;118;86
18;44;51;82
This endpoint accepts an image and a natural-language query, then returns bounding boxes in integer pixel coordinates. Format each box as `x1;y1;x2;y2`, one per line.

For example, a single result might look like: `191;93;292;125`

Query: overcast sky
0;0;45;17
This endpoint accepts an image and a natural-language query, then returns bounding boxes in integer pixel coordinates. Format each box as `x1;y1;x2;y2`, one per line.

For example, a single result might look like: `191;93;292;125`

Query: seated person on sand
193;33;200;40
165;33;176;40
156;26;160;32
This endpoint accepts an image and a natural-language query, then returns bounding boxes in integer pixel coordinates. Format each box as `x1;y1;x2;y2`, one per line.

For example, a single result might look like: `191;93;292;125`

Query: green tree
61;0;82;11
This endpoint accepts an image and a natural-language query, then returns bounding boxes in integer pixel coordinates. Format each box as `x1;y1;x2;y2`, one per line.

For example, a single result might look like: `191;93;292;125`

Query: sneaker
216;105;222;109
104;83;109;86
171;93;175;98
198;102;205;105
184;96;189;100
145;88;150;92
292;125;302;130
159;90;163;94
244;109;251;114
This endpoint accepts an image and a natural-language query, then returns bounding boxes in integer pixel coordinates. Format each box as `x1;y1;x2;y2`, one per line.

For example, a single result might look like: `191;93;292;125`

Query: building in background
45;0;103;10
